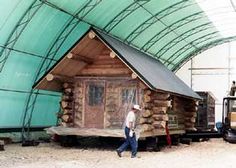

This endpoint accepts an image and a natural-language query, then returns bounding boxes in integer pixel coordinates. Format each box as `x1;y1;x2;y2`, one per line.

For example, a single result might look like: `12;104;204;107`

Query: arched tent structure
0;0;236;137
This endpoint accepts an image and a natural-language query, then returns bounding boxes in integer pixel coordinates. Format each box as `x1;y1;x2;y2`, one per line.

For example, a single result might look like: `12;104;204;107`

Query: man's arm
129;122;134;130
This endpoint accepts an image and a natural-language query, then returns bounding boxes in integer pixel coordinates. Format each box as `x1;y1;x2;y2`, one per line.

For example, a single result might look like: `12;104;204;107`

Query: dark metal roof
95;29;201;99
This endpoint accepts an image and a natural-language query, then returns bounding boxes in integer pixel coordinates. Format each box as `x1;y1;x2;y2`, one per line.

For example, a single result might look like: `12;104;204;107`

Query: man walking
116;104;141;158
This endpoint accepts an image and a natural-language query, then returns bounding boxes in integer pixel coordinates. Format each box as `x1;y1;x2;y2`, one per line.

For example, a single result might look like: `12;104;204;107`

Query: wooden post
46;74;72;82
67;53;93;64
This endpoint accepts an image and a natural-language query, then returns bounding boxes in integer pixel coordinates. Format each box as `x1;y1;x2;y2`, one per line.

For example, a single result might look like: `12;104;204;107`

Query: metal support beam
0;88;59;97
155;22;214;59
0;45;56;61
172;36;236;72
22;0;101;142
164;31;220;67
125;0;196;43
140;11;204;52
0;0;43;72
103;0;149;33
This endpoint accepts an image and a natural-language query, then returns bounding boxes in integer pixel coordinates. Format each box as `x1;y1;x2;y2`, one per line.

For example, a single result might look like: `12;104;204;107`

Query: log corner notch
46;73;73;83
67;52;93;64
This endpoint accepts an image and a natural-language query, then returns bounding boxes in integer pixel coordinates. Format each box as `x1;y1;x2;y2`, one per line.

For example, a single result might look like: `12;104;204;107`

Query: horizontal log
143;103;154;109
61;122;73;127
109;51;116;58
64;88;73;94
141;124;153;132
68;52;93;64
61;101;73;109
46;74;72;82
153;100;171;107
184;112;197;117
88;31;96;39
139;117;153;124
63;82;74;89
62;95;73;101
143;95;151;103
80;68;131;75
142;110;153;118
185;117;196;123
63;109;73;114
144;89;152;96
153;114;168;121
151;93;170;100
61;114;73;123
185;122;195;127
152;121;166;129
152;107;167;114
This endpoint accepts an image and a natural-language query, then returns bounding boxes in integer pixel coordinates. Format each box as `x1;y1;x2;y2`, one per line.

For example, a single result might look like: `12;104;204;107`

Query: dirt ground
0;138;235;168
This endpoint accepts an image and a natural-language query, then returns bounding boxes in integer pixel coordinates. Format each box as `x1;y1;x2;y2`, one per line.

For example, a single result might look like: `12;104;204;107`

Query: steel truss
172;36;236;72
140;11;204;52
164;31;220;68
22;0;101;142
155;22;214;59
125;0;196;43
0;45;56;60
103;0;149;33
0;0;43;72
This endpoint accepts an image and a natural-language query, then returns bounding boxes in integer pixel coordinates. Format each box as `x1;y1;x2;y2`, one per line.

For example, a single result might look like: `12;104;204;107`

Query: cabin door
84;81;105;128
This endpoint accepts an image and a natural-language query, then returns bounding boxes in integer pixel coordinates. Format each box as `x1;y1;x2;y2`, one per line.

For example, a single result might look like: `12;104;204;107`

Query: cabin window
88;84;104;106
168;114;178;128
121;88;136;104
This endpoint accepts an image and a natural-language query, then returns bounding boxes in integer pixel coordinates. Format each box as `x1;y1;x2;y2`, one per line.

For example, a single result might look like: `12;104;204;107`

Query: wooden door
84;81;105;128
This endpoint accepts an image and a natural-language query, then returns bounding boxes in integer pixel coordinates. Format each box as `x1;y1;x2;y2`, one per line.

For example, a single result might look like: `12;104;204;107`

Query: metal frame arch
163;31;220;67
0;0;43;72
155;22;215;59
140;11;205;52
21;0;101;142
125;0;197;44
172;36;236;72
103;0;149;33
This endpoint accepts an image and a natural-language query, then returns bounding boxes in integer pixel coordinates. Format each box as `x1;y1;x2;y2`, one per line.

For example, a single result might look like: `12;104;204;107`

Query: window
121;88;136;104
88;84;104;106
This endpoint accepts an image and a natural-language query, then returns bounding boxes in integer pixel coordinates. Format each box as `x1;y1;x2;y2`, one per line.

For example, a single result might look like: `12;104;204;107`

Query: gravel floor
0;138;235;168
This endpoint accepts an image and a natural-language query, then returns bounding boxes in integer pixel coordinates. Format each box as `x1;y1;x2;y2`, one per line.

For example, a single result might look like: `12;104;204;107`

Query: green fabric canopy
0;0;235;129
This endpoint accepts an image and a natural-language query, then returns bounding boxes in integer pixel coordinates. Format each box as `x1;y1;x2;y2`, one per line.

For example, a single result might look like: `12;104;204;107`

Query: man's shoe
131;155;136;158
116;149;122;157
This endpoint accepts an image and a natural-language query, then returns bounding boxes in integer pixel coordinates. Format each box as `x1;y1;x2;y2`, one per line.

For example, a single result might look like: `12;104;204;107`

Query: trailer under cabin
34;28;201;139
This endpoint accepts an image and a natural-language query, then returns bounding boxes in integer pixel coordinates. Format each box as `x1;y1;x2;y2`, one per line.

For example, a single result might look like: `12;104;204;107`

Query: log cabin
34;28;201;139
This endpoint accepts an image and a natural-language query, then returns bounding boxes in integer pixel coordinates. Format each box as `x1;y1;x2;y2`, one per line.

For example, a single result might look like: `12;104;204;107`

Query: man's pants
117;127;138;156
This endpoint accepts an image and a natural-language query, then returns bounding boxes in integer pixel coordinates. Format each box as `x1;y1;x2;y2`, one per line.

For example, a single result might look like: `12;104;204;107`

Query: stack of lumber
59;82;74;127
73;82;83;127
140;89;170;132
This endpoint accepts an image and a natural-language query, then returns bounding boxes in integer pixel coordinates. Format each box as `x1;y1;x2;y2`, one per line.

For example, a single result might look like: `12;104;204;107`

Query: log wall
58;83;75;127
140;88;171;133
172;96;198;131
73;81;84;127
